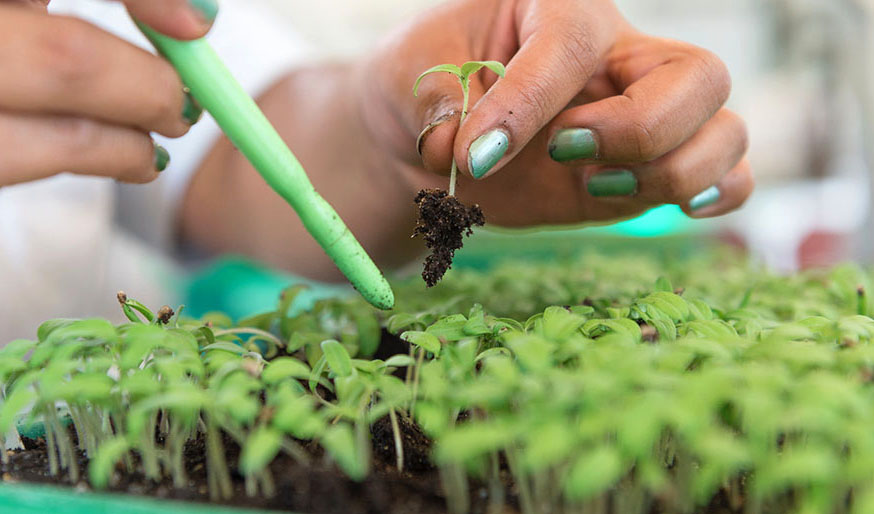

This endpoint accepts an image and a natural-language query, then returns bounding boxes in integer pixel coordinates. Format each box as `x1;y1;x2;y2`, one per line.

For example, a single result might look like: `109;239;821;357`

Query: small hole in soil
413;189;484;287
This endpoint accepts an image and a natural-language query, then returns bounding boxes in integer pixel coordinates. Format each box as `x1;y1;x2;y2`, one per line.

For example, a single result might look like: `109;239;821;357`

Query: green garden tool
136;23;394;310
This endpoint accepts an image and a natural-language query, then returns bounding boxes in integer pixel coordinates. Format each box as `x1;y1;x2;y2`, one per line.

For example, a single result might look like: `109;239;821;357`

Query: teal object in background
595;204;697;238
0;482;274;514
184;258;350;321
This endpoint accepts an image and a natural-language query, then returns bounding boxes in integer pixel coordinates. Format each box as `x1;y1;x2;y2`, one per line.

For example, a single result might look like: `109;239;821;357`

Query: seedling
412;61;506;286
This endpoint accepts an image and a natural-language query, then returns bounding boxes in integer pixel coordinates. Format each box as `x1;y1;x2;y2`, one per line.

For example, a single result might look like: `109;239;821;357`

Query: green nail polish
587;169;637;197
469;130;509;179
182;91;203;125
154;143;170;172
188;0;219;23
549;128;597;162
689;185;721;210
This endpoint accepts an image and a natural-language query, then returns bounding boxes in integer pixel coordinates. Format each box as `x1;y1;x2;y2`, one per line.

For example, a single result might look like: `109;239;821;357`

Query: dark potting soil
0;429;747;514
1;420;458;514
413;189;485;287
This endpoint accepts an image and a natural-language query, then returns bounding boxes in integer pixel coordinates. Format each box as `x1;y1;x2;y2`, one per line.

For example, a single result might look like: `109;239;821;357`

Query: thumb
414;69;486;177
124;0;218;40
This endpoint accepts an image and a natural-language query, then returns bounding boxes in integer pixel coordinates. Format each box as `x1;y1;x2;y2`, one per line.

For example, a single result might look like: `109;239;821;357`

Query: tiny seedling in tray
411;61;505;287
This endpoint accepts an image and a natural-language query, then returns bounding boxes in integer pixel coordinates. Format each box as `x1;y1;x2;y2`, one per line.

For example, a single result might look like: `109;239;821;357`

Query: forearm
179;62;436;281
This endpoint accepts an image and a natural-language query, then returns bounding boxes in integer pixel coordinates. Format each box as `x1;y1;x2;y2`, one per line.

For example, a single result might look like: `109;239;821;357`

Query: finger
455;4;619;180
629;109;747;204
548;38;732;165
0;7;198;137
0;111;167;186
681;159;754;218
124;0;217;40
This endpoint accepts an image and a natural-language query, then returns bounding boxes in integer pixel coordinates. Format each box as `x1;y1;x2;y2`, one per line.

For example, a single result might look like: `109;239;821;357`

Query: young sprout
410;61;506;287
413;61;506;196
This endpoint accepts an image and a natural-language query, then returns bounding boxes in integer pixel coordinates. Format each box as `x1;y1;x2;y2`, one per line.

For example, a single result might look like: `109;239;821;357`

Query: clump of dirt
413;189;485;287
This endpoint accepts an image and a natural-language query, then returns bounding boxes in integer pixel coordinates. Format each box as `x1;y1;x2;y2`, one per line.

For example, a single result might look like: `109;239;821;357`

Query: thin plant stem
410;347;426;413
448;82;472;197
389;408;404;473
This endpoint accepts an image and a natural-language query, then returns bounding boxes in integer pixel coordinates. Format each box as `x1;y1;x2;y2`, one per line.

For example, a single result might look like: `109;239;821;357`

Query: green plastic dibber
137;24;394;310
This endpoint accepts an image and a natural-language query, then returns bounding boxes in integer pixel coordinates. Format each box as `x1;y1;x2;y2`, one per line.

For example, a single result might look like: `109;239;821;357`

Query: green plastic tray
0;482;280;514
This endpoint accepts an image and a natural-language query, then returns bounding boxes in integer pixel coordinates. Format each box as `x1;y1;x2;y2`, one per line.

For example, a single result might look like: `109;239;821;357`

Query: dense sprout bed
3;250;874;513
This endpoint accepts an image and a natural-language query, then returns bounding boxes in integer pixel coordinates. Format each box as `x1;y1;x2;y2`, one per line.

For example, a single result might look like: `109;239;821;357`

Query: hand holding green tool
135;23;394;310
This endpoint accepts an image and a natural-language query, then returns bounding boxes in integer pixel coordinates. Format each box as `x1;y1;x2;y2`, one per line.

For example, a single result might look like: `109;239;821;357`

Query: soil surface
2;423;461;514
413;189;485;287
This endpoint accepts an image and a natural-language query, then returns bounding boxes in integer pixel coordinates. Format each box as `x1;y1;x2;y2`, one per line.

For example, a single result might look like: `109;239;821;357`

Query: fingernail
587;169;637;197
689;185;721;210
188;0;219;23
549;128;598;162
469;129;509;179
182;89;203;125
154;142;170;172
416;112;456;157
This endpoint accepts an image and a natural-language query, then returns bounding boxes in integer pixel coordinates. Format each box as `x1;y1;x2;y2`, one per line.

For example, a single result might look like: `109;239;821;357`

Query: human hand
364;0;752;225
0;0;218;187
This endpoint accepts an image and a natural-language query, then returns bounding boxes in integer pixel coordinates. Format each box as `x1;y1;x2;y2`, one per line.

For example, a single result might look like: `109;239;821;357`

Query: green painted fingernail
154;143;170;172
469;129;509;179
182;90;203;125
689;185;721;210
549;128;597;162
587;169;637;197
188;0;219;23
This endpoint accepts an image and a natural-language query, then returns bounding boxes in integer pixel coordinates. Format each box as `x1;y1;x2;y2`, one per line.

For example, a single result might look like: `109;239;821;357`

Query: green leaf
386;313;421;334
655;276;674;292
564;446;625;501
37;319;76;342
412;64;463;96
0;387;36;433
45;319;118;346
459;60;506;81
89;437;129;489
202;342;245;355
321;339;353;377
383;354;415;368
239;426;282;476
401;331;441;355
463;304;491;336
426;314;469;342
262;357;311;385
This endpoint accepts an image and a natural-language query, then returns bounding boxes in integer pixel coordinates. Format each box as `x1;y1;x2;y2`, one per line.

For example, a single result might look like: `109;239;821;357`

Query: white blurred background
251;0;874;272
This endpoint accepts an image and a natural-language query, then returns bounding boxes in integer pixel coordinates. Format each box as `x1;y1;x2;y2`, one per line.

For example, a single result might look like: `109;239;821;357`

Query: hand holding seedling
372;0;753;225
180;0;752;285
0;0;217;186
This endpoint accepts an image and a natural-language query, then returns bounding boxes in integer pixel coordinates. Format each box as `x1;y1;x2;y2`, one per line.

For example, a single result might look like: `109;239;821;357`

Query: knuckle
55;117;102;155
691;48;732;107
145;71;186;136
514;72;553;125
38;18;99;85
628;114;661;162
560;22;600;77
656;163;696;203
729;112;750;156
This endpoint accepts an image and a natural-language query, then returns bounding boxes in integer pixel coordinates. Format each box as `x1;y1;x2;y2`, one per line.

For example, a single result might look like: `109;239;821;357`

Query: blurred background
177;0;874;318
